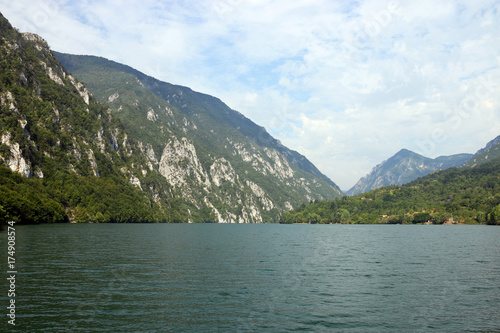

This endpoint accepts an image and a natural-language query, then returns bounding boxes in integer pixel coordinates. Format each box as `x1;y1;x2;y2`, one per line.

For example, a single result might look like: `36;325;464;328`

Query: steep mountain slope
347;149;472;196
55;53;338;189
54;53;343;223
463;135;500;168
0;13;184;224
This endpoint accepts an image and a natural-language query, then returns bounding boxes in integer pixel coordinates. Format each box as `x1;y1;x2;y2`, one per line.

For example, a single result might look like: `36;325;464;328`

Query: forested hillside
0;13;208;224
281;157;500;225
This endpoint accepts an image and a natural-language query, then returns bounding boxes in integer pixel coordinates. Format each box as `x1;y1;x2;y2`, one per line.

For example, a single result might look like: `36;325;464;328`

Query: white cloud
1;0;499;190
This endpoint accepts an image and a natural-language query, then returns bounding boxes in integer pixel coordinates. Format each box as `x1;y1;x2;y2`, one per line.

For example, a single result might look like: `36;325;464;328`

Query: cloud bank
2;0;499;189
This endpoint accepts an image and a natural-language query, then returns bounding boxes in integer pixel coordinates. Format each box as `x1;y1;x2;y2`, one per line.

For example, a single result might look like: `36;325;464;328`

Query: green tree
487;204;500;225
0;204;7;225
387;215;404;224
334;209;350;224
308;213;321;224
412;212;431;224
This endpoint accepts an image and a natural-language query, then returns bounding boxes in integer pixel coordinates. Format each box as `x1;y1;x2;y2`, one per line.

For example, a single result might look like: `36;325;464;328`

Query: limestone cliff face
210;158;237;187
0;90;32;177
0;24;155;202
159;137;210;189
1;132;31;177
156;137;272;223
140;114;335;222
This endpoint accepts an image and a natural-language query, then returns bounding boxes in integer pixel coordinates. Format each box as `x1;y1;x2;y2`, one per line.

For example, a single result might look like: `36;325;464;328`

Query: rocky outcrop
86;149;99;177
147;108;158;122
68;75;91;105
0;91;32;177
108;92;120;103
1;91;18;112
158;137;210;189
263;147;294;179
210;158;237;187
22;32;49;51
246;180;274;211
129;175;142;189
1;132;31;177
40;60;65;86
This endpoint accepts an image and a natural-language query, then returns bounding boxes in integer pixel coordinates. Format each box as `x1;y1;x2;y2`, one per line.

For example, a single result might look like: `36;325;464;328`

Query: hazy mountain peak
395;148;420;157
347;149;472;196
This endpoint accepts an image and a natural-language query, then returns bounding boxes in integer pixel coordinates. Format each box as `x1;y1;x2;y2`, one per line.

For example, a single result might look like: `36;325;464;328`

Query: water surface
1;224;499;332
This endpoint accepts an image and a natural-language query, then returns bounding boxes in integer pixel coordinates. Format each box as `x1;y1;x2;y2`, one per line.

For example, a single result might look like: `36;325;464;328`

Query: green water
1;223;499;332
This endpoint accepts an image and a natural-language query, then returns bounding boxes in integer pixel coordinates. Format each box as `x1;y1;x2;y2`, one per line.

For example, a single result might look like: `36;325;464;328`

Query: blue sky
2;0;500;190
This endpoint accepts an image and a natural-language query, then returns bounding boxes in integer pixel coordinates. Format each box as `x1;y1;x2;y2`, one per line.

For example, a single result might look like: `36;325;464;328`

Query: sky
1;0;500;190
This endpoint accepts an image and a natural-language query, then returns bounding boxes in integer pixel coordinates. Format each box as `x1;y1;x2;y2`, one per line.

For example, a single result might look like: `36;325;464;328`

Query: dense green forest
280;157;500;225
0;165;212;224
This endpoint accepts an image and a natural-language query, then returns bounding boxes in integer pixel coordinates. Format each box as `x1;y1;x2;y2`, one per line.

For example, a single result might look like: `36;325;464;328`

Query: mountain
347;149;472;196
54;52;345;223
53;53;343;223
0;13;174;224
281;155;500;224
54;53;340;187
463;135;500;168
0;13;342;224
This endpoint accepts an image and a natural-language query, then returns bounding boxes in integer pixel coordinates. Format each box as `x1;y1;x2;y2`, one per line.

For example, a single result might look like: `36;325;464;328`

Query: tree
334;209;350;224
433;211;450;224
387;215;404;224
94;212;105;223
487;204;500;225
412;212;431;224
308;213;321;224
279;211;295;224
0;204;7;225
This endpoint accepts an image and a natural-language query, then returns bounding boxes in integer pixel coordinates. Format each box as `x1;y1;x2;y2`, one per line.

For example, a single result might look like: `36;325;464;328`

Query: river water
1;223;499;332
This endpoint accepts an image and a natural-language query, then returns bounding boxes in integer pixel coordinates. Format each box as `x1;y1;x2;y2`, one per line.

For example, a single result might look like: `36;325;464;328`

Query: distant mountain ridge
347;149;472;196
